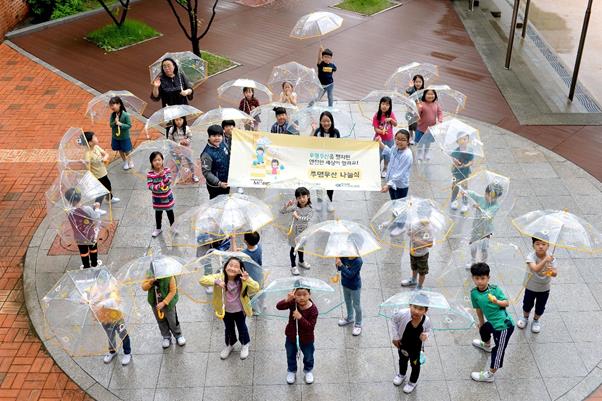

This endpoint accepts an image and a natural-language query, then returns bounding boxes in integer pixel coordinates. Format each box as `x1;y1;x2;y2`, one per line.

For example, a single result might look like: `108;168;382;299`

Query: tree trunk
192;40;201;57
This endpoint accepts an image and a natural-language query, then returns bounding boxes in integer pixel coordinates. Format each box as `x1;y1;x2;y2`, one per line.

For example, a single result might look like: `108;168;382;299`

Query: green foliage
27;0;55;23
202;52;235;77
51;0;84;19
86;19;161;52
335;0;394;15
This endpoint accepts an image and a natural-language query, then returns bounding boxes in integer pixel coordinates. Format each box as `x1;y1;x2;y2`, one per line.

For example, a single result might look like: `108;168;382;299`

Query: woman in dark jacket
151;57;194;107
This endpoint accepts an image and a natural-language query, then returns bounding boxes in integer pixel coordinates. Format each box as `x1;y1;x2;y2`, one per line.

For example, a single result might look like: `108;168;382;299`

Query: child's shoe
450;200;459;210
338;318;354;326
424;151;432;161
516;317;528;329
110;197;120;204
220;345;233;360
403;382;417;394
176;336;186;346
152;229;162;237
123;161;130;170
471;370;495;382
205;286;214;294
304;371;314;384
531;320;541;333
237;187;245;194
240;343;250;360
401;278;417;287
286;372;296;384
471;339;493;352
461;203;469;213
161;338;171;349
315;198;323;211
128;160;134;169
393;374;405;386
193;175;200;183
298;262;311;270
96;208;107;216
291;266;300;276
352;325;362;336
327;201;335;212
103;352;116;364
121;354;132;366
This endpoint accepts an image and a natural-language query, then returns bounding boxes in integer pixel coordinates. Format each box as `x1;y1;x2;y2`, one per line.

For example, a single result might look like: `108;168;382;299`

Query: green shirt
147;277;179;311
470;284;514;331
110;111;132;140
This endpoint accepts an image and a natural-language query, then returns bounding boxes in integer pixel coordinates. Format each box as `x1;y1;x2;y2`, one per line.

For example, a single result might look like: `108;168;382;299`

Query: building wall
0;0;29;39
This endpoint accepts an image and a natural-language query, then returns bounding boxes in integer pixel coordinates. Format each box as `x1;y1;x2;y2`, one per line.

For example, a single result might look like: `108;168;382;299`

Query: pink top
417;101;443;133
372;111;397;141
224;280;243;313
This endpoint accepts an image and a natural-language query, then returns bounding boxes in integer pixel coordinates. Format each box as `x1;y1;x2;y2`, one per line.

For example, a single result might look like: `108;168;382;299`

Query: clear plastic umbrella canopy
190;107;253;132
127;139;202;185
512;210;602;253
58;127;89;170
250;277;341;318
358;90;419;126
385;62;440;91
426;118;484;158
149;51;208;88
169;206;227;248
250;102;299;133
268;62;323;103
295;220;382;258
290;105;355;137
454;170;510;218
410;85;467;114
217;79;273;105
116;254;189;285
42;268;138;356
370;197;454;249
379;289;475;331
145;104;202;133
290;11;343;39
86;90;147;124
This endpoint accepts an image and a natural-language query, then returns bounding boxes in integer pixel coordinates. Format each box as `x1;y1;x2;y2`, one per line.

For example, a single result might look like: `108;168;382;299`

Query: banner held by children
229;129;381;191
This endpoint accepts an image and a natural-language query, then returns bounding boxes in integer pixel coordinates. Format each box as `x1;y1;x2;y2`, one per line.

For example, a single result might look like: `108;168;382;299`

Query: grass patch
202;51;236;77
86;19;160;52
335;0;395;15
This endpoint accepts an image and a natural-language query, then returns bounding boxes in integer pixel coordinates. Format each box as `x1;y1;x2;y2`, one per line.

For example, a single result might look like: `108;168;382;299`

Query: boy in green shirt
469;262;515;383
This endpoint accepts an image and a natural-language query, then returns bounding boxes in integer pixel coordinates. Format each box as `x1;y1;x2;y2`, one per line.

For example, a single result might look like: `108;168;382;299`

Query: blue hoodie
337;257;363;290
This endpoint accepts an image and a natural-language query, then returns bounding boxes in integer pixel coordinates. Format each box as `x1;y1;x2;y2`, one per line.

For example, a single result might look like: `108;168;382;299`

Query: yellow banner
229;129;381;191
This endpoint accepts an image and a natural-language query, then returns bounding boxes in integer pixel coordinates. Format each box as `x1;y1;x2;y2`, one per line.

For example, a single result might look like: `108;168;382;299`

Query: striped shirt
147;168;175;210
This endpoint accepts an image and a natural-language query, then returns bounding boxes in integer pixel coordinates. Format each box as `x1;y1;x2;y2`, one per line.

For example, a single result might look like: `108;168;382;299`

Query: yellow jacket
199;272;260;318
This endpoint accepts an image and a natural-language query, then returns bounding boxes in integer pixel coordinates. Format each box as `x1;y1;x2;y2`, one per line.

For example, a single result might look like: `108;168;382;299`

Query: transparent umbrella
58;127;89;170
385;62;440;91
290;11;343;39
250;102;299;133
358;90;419;126
268;62;323;103
190;107;253;133
86;90;147;123
217;79;273;105
290;105;356;137
145;104;202;133
149;51;208;88
410;85;467;114
115;254;190;285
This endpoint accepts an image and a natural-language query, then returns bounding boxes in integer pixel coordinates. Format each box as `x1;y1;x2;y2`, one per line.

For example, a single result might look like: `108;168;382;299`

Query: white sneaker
472;339;493;353
304;371;314;384
465;261;475;270
298;262;311;270
128;160;134;169
193;176;200;183
450;200;459;210
517;317;528;329
338;318;354;327
352;326;362;336
237;187;245;194
401;278;417;287
123;161;129;170
220;345;233;359
461;203;469;213
110;197;120;204
152;229;162;237
471;370;495;382
103;352;116;364
291;266;300;276
206;286;214;294
531;320;541;333
121;354;131;366
240;343;249;359
161;338;171;349
286;372;296;384
381;170;387;178
425;152;432;161
327;202;335;212
315;199;322;211
176;336;186;346
403;382;417;394
393;374;405;386
96;208;107;216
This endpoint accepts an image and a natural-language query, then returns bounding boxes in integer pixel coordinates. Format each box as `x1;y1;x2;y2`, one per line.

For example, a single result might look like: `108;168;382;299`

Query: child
146;151;176;238
280;187;313;275
64;187;102;269
373;96;398;178
239;87;260;131
469;262;514;383
201;125;231;199
401;220;433;289
336;256;363;336
167;116;199;183
221;119;235;151
279;81;298;106
276;286;318;385
315;46;336;107
270;107;293;134
242;232;262;266
517;235;557;333
450;132;474;213
377;130;413;200
109;96;133;170
415;89;443;161
199;257;260;360
312;111;340;212
466;183;503;266
391;298;432;393
405;74;424;145
83;131;120;212
141;261;186;348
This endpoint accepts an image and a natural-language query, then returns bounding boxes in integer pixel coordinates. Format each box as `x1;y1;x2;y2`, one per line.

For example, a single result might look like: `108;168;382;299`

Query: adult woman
312;111;340;212
150;57;194;107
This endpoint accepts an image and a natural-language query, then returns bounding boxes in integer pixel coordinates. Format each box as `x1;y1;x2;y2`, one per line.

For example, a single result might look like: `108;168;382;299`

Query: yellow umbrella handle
157;308;164;320
215;286;226;319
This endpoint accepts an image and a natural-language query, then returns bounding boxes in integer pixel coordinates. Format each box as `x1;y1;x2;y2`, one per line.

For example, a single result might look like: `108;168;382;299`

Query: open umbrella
268;62;323;103
217;79;273;105
149;51;208;88
290;105;356;137
409;85;467;114
250;102;299;133
358;90;419;126
86;90;147;123
116;254;189;285
144;104;202;134
290;11;343;39
58;127;89;170
384;62;439;92
190;107;253;133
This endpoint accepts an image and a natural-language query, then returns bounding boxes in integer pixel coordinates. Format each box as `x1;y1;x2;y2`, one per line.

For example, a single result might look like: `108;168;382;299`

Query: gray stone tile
154;387;205;401
438;345;488;380
73;355;114;388
157;352;208;387
551;284;599;312
446;379;501;401
493;342;539;379
542;376;583;400
202;386;252;401
560;311;602;343
346;347;394;382
313;318;346;350
300;382;350;401
253;350;290;385
573;341;602;372
108;388;149;401
252;384;301;401
495;378;551;401
343;317;391;349
203;352;254;386
399;380;451;400
109;353;162;389
531;342;588;378
349;381;400;401
517;313;572;344
310;349;348;384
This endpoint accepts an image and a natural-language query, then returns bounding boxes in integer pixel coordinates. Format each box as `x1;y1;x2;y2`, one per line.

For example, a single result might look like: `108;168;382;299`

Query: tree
165;0;219;56
98;0;130;27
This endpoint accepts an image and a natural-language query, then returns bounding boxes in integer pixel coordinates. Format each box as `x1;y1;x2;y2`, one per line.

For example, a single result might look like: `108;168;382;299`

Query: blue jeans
314;83;334;107
103;320;131;354
285;337;314;373
380;138;395;162
343;286;362;326
388;186;409;200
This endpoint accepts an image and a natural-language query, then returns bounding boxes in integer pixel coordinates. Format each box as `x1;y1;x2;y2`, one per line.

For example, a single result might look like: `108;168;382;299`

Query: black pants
155;210;175;229
207;185;230;200
77;243;98;268
224;311;250;346
326;190;333;201
522;289;550;317
95;175;113;206
398;345;421;383
480;321;514;370
290;247;304;267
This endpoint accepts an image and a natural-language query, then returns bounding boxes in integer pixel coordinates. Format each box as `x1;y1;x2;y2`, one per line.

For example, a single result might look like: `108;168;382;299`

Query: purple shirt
225;281;243;313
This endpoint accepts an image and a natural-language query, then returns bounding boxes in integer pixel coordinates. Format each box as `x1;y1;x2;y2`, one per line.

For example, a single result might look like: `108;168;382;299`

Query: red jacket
276;300;318;344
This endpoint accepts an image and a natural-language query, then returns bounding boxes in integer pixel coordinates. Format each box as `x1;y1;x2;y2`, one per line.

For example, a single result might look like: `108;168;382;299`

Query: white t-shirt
525;251;556;292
